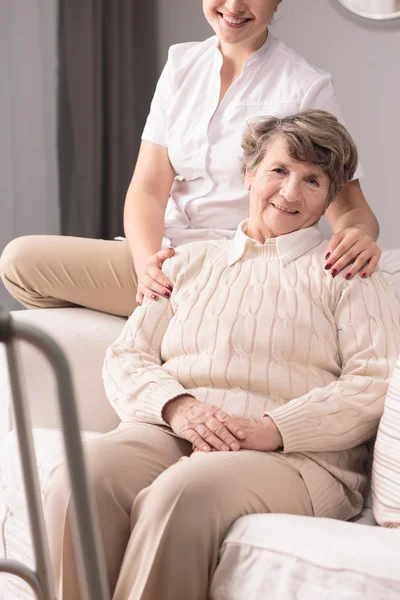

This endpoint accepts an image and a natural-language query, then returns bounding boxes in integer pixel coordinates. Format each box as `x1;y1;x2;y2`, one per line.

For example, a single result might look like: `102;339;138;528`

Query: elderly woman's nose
280;178;301;202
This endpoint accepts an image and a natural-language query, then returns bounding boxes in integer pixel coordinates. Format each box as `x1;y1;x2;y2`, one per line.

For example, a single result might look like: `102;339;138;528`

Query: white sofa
1;248;400;599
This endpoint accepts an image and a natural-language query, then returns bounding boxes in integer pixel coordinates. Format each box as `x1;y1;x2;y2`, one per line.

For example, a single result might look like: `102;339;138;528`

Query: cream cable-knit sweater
103;222;400;520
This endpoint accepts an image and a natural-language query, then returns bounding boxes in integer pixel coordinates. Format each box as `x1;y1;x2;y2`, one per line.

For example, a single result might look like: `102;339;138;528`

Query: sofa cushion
372;355;400;528
210;513;400;600
0;308;125;440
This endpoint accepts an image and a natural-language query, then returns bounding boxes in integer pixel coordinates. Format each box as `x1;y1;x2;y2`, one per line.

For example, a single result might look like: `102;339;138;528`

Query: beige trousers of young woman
44;422;313;600
0;236;137;316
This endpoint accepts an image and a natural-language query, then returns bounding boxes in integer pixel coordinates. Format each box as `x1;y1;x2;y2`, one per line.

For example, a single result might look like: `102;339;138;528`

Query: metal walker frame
0;305;110;600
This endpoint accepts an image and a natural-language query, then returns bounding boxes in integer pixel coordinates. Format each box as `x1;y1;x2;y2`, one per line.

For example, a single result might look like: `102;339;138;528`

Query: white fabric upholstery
0;308;124;441
0;429;102;599
210;514;400;600
372;355;400;528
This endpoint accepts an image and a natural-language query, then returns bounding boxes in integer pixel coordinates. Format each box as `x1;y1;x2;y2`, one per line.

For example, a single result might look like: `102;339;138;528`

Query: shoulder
163;240;229;280
267;35;332;93
167;36;218;69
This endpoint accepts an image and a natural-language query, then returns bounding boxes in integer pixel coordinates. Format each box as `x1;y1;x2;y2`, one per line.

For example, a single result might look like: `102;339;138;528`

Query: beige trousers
44;423;313;600
0;236;137;317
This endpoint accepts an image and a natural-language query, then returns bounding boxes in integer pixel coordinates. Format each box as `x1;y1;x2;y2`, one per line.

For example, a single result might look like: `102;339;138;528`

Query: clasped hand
163;396;283;453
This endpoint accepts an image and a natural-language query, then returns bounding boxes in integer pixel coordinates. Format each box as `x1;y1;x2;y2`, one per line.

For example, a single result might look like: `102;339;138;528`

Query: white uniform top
142;33;362;248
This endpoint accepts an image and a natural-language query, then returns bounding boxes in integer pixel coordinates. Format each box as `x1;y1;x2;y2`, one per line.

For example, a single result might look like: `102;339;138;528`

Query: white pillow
372;355;400;527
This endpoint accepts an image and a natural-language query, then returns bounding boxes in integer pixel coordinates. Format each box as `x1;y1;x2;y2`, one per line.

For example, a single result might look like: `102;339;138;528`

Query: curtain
0;0;59;310
58;0;158;239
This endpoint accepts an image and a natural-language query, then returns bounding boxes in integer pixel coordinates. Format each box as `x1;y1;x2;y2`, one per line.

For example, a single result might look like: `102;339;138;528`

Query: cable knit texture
103;223;400;520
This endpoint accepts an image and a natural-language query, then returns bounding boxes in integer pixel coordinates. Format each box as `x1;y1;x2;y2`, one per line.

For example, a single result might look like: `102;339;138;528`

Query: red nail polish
345;273;352;280
325;252;331;260
331;269;337;277
163;291;170;298
151;294;158;301
325;263;332;270
361;272;367;279
167;284;173;292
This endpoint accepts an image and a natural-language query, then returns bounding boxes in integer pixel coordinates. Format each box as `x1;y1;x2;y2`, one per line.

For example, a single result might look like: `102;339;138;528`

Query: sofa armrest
0;308;125;441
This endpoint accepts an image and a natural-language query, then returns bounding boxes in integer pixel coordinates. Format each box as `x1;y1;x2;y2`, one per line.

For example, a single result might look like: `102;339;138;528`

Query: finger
207;417;241;450
140;273;172;298
195;424;230;452
147;266;174;293
326;241;365;277
324;232;345;261
136;294;144;306
185;429;211;453
325;237;359;272
359;252;380;278
342;250;376;279
156;247;175;263
215;410;246;439
138;282;160;302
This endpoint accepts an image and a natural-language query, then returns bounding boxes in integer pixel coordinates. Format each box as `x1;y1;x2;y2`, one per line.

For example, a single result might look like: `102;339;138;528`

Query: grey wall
0;0;59;310
155;0;400;248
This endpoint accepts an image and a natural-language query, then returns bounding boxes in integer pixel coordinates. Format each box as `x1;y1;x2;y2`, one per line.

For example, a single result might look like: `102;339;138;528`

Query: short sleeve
141;52;173;148
301;74;363;180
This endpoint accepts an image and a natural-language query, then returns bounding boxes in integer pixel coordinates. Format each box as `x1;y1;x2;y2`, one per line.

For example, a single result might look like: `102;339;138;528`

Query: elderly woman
44;110;400;600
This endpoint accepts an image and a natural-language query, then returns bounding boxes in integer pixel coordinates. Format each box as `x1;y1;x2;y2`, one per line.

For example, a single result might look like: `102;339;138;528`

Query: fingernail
163;291;170;298
151;294;158;301
167;284;173;292
203;446;209;452
325;263;332;270
331;269;337;277
325;252;331;260
137;301;141;306
237;430;245;438
345;273;352;280
361;272;367;279
231;443;240;451
222;445;230;452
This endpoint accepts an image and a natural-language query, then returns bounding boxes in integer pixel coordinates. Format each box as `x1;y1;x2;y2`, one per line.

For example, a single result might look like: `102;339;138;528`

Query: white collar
228;220;324;266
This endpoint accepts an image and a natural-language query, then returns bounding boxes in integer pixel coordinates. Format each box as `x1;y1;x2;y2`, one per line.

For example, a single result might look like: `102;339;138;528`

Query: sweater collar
228;220;324;266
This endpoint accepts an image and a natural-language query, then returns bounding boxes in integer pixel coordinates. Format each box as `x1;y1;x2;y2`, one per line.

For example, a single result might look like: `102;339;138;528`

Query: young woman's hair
241;109;358;204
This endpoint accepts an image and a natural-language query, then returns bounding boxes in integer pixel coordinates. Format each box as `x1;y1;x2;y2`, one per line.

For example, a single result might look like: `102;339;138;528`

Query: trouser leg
0;235;137;316
43;424;190;599
114;450;314;600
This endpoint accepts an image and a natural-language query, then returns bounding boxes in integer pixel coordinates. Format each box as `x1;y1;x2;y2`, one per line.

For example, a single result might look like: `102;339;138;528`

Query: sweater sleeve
266;271;400;453
102;250;192;425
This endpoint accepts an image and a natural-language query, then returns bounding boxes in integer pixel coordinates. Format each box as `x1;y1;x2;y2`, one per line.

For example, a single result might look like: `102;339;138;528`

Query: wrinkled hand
324;227;381;280
163;396;246;452
191;416;283;453
228;416;283;452
136;248;175;305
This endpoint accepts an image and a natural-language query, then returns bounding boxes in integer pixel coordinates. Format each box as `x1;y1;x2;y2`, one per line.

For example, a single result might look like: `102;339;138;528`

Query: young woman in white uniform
0;0;380;317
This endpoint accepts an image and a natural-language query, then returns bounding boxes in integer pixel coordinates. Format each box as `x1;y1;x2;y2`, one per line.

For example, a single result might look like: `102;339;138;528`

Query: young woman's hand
136;248;175;305
163;396;246;452
324;226;381;280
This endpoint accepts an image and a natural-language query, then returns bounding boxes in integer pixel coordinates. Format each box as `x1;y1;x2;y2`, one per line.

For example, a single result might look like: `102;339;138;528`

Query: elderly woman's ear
245;169;253;191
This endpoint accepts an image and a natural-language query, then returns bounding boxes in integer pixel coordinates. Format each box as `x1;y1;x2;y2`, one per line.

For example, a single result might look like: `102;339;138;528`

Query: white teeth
222;14;247;24
274;204;297;213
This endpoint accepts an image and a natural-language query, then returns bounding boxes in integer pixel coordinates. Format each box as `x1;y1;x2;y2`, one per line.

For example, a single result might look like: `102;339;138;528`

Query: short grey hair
241;109;358;204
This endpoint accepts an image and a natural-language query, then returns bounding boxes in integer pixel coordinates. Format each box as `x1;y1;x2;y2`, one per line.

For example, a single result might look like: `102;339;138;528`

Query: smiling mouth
272;203;299;215
217;12;252;26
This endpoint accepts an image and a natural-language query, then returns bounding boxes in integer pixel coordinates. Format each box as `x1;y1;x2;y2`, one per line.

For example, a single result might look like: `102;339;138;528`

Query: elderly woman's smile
245;135;331;243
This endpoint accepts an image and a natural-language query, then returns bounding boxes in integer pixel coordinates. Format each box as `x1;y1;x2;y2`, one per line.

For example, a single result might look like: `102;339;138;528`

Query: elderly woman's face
245;136;331;240
203;0;280;46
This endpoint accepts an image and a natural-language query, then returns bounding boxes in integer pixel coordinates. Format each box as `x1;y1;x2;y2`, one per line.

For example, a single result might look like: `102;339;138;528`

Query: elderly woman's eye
272;168;285;174
308;178;319;186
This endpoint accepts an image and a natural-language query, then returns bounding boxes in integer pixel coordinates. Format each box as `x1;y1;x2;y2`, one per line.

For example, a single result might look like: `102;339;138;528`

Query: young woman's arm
124;140;175;303
324;179;381;278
